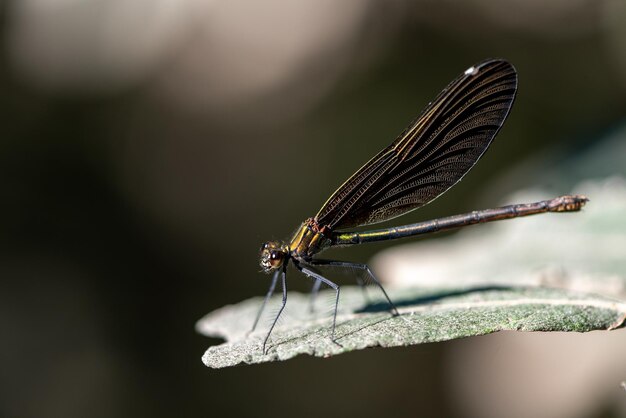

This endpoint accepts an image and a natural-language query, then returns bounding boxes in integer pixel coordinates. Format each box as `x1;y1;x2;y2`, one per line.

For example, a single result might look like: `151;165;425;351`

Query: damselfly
253;59;587;354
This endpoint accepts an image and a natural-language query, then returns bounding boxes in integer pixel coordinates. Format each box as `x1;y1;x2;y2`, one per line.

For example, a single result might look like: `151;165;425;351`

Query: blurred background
1;0;626;417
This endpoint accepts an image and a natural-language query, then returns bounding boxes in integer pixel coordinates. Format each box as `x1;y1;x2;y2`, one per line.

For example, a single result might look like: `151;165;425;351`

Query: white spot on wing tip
464;66;478;76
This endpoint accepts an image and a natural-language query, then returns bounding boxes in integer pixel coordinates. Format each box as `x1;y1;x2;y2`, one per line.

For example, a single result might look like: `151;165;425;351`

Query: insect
252;59;588;354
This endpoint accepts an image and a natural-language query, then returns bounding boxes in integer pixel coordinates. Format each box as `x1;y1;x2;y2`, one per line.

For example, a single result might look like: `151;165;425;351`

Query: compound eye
260;242;268;252
268;250;284;268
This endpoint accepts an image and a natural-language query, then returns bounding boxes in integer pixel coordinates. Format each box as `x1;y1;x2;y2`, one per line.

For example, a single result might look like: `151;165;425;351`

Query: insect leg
310;271;370;312
262;266;287;354
250;268;280;334
297;265;341;344
308;278;322;313
310;259;398;316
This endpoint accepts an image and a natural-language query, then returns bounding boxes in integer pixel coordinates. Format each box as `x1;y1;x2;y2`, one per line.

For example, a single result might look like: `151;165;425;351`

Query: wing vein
314;59;517;230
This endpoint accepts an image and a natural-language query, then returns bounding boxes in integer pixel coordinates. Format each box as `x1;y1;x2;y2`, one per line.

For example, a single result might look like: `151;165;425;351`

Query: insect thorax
288;218;332;260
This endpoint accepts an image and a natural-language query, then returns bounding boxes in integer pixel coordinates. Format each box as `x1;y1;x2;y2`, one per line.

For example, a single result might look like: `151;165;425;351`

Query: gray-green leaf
197;286;626;368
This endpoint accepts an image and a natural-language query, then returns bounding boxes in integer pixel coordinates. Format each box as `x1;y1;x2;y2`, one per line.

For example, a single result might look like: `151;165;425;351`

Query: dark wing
314;59;517;230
